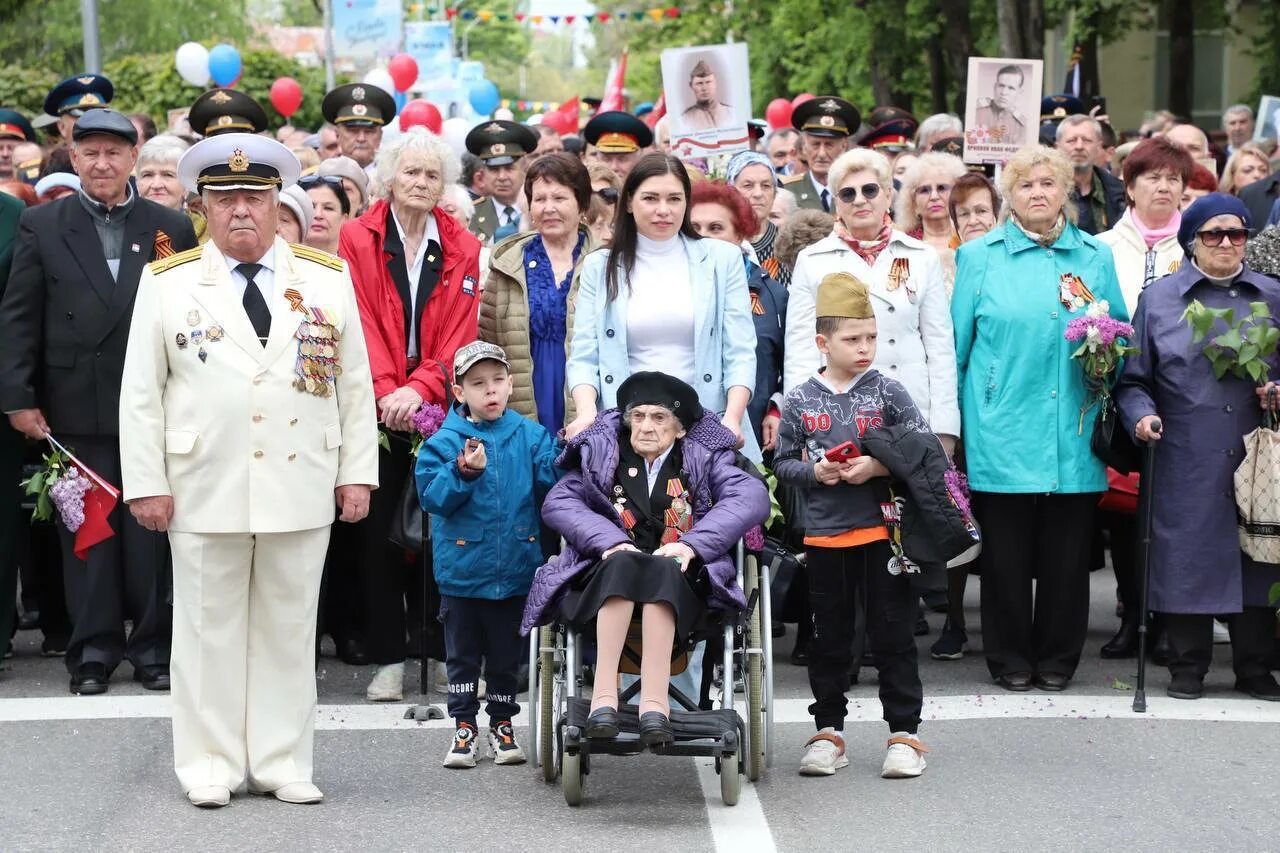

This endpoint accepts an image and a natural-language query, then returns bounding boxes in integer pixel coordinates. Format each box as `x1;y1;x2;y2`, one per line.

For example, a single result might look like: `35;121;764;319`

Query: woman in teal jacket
951;146;1127;693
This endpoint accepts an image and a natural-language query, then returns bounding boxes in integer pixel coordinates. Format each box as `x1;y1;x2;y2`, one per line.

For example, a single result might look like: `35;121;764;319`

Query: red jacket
339;199;481;405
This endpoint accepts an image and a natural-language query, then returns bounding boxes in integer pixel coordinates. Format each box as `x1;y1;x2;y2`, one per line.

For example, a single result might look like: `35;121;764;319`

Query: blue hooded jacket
415;403;560;599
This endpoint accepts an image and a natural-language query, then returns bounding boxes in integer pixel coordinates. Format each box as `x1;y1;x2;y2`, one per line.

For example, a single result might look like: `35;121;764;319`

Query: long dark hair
604;152;700;302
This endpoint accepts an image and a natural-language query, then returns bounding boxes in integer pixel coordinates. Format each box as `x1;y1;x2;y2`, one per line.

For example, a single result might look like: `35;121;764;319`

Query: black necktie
503;205;517;226
820;189;831;213
237;263;270;346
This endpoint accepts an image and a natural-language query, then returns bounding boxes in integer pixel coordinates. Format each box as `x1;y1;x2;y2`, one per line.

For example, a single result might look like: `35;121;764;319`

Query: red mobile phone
824;441;861;462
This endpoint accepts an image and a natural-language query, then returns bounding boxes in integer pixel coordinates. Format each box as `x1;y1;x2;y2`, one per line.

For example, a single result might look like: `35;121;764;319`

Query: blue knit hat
1178;192;1251;256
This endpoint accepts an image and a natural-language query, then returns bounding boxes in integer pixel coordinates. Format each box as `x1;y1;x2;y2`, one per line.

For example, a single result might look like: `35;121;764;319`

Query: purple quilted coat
520;410;770;635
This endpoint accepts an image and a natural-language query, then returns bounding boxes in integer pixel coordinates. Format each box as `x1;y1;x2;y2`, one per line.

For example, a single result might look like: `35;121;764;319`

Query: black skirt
562;551;708;639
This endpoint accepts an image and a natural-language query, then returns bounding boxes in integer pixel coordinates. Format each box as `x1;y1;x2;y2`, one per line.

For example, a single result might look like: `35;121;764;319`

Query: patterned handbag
1236;399;1280;563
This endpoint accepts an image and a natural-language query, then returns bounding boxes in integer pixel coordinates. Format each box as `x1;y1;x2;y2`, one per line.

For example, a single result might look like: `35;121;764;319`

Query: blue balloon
207;44;242;87
468;80;500;116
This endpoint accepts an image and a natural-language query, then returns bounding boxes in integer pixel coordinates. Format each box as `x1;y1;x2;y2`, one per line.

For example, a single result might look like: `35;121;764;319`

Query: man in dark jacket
1056;115;1125;235
0;190;23;661
1241;169;1280;236
0;109;197;694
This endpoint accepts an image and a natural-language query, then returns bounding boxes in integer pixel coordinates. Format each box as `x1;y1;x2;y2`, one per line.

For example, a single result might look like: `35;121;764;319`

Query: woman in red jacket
338;127;482;701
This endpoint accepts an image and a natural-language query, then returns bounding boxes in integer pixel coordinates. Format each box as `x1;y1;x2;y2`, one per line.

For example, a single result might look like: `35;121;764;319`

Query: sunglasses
299;175;344;190
915;183;951;197
1197;228;1248;247
595;187;619;203
836;183;881;204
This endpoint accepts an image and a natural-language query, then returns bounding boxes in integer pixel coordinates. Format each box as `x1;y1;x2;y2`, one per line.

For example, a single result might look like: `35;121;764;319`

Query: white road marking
3;692;1279;726
695;758;776;853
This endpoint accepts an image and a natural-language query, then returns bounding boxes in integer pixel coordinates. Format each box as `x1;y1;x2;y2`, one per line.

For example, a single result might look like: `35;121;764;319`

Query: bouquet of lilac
20;447;87;529
1064;300;1137;433
376;402;448;456
49;467;90;531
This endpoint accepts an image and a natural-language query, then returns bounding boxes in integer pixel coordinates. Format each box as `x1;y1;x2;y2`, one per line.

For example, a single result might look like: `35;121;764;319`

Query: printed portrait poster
963;57;1044;164
1255;95;1280;141
662;43;751;159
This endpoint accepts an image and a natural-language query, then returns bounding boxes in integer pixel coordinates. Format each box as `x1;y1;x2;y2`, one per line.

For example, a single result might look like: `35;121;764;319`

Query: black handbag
1091;394;1139;474
388;464;428;553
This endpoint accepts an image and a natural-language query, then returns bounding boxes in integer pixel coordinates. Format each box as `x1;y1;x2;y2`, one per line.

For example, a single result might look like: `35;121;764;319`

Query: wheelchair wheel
562;749;584;806
718;755;741;806
743;554;766;782
538;625;559;783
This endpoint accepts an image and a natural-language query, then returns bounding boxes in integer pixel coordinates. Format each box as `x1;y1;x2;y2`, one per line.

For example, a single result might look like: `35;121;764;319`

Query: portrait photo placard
963;57;1044;164
661;43;752;160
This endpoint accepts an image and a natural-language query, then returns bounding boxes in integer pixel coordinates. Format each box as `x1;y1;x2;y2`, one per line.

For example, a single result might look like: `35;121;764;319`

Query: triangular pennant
550;14;560;23
595;12;609;22
584;13;595;22
565;14;575;23
665;6;680;16
515;12;526;21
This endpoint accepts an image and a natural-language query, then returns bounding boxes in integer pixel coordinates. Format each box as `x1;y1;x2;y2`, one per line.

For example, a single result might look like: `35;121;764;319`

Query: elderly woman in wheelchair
521;372;769;748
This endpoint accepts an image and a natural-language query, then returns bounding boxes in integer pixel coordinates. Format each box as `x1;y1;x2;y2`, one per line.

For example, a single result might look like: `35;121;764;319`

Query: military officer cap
616;371;704;430
816;271;874;320
929;136;964;158
791;96;860;139
861;118;916;152
465;120;540;167
865;105;917;134
72;109;137;145
1040;94;1085;121
322;83;397;128
189;88;269;137
44;73;113;117
0;109;35;142
747;118;768;142
177;131;301;194
583;111;653;153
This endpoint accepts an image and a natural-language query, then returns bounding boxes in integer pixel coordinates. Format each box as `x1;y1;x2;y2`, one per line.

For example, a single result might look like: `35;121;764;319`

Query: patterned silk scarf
838;213;893;266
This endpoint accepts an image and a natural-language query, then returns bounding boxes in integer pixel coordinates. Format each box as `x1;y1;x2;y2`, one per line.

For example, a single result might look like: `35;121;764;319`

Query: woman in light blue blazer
565;152;760;462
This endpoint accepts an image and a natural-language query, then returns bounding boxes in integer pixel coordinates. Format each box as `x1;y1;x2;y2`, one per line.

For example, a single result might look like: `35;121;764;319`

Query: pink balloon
765;98;793;130
791;93;815;108
399;99;443;134
387;54;420;93
269;77;303;119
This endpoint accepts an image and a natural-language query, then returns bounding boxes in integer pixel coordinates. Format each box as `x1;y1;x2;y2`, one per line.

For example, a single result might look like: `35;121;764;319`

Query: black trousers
440;594;525;725
17;515;71;643
972;491;1099;679
55;435;170;673
0;424;22;657
1164;608;1275;680
319;519;366;649
1098;510;1139;618
806;542;922;733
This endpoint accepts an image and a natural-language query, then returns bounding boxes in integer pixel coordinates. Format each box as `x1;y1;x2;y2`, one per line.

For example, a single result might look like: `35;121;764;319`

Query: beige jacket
478;226;596;427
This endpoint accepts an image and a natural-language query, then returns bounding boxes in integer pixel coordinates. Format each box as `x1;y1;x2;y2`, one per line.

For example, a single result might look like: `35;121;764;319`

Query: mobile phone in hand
824;441;861;463
464;437;482;454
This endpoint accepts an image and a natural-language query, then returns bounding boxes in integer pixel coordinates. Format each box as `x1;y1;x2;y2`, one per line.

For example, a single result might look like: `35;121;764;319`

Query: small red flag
600;50;628;113
75;480;118;560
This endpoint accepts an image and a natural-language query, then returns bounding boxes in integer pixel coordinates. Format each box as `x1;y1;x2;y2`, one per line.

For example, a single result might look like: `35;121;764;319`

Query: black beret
617;372;704;429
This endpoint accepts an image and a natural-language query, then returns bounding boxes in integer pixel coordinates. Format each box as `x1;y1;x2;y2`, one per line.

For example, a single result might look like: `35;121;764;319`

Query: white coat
782;231;960;436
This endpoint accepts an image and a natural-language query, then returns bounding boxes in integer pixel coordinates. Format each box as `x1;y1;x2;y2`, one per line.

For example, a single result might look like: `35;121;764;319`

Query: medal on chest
661;477;692;545
1058;272;1096;313
886;257;911;298
286;288;343;398
612;485;636;531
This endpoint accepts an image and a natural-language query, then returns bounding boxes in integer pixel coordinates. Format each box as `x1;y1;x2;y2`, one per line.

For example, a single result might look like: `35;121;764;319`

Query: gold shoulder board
290;243;345;271
779;173;805;185
148;246;202;274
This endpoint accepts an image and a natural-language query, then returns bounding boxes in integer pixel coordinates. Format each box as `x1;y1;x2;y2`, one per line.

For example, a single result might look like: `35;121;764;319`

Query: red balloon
765;97;793;130
791;93;815;108
269;77;303;119
399;99;443;134
387;53;419;93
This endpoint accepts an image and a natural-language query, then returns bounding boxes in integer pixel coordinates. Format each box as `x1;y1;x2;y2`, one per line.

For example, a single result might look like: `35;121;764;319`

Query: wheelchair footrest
567;697;739;742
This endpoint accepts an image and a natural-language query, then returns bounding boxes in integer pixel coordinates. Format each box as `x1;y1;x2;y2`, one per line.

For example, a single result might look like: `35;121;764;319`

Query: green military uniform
464;120;538;245
780;171;827;211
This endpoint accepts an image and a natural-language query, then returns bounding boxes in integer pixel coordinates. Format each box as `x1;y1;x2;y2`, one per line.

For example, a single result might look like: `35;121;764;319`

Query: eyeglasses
595;187;619;203
836;183;881;204
1197;228;1248;247
915;183;951;197
299;175;344;190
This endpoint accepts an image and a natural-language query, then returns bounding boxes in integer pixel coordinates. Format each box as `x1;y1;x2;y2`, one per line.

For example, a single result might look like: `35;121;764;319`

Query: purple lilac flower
1064;314;1135;346
411;403;446;439
49;468;90;532
944;467;973;521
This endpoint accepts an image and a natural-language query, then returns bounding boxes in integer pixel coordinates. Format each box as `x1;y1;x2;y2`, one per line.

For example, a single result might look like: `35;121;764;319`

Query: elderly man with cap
582;111;653;183
0;109;197;695
43;73;114;145
780;96;859;212
680;59;734;132
465;119;539;245
322;82;397;175
0;109;35;180
118;131;379;807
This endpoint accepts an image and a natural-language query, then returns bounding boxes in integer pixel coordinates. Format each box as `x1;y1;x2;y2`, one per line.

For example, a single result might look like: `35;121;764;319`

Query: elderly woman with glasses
1115;193;1280;702
894;152;968;288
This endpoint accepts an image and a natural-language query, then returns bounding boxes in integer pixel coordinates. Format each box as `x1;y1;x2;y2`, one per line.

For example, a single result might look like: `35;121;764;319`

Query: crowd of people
2;67;1280;804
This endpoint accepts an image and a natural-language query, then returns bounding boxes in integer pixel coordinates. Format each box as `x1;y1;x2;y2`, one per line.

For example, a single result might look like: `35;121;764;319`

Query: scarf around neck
1126;207;1181;249
1011;212;1067;249
838;213;893;266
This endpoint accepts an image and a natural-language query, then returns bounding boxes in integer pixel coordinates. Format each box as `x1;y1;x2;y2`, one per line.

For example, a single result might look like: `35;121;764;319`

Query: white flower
1087;299;1110;317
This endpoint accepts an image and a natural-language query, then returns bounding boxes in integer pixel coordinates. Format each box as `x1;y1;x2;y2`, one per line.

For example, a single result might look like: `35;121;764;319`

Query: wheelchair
527;542;774;806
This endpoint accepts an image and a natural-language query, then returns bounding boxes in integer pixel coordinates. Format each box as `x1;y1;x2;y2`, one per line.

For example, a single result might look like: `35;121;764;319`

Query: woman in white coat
783;147;959;449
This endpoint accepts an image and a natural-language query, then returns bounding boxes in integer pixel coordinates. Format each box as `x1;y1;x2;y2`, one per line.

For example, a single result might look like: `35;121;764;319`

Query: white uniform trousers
169;527;331;793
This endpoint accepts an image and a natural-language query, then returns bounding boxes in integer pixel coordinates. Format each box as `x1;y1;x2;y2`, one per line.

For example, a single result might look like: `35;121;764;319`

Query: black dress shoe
133;664;171;691
1236;673;1280;701
585;706;619;739
17;609;39;631
70;662;109;695
1167;671;1203;700
338;638;368;666
789;646;809;666
1032;672;1070;691
1100;621;1139;659
994;672;1033;692
638;711;673;748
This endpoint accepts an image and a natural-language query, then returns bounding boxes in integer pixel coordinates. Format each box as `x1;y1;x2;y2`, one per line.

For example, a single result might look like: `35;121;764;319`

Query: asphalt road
2;573;1278;852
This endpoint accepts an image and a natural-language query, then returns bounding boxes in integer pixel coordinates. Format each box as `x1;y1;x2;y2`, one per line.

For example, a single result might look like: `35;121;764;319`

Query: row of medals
293;320;343;398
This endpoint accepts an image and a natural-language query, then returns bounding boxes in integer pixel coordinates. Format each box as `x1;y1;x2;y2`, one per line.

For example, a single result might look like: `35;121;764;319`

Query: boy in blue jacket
416;342;560;769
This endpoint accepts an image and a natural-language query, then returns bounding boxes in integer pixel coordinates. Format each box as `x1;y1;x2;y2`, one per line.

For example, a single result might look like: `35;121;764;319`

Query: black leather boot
1100;619;1139;659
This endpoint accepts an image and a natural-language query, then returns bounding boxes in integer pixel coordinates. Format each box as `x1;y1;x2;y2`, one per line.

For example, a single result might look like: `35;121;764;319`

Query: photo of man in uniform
680;59;733;132
974;64;1027;145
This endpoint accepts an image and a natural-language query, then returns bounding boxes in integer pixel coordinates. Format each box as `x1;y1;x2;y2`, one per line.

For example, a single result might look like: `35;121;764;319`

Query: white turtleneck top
626;233;696;386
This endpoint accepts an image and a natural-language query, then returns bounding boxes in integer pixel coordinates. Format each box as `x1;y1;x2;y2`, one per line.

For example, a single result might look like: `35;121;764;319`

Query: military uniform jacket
468;196;499;243
119;238;379;533
779;171;826;211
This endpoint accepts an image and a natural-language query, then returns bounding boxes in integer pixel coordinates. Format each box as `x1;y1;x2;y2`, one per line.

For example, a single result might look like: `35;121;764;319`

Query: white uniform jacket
119;238;379;533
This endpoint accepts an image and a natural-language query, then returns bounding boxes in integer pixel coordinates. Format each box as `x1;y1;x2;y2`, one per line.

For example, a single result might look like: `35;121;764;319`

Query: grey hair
827;147;893;198
1055;114;1102;142
1223;103;1253;122
913;113;962;149
442;183;475;221
766;127;798;145
373;127;461;200
773;187;798;217
136;134;190;171
200;186;280;206
996;145;1077;225
893;151;968;232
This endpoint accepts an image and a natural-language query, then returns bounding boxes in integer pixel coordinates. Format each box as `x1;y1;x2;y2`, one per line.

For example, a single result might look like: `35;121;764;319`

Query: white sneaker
488;721;527;765
1213;619;1231;644
881;732;928;778
366;662;404;702
443;722;479;768
798;731;848;776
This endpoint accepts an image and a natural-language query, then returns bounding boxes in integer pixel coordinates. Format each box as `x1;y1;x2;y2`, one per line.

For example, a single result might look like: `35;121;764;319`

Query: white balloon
175;42;210;87
494;107;514;121
441;117;471;157
362;68;396;99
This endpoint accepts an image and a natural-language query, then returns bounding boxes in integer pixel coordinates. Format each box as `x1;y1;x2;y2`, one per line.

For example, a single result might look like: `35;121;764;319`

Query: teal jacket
415;404;560;599
951;219;1127;494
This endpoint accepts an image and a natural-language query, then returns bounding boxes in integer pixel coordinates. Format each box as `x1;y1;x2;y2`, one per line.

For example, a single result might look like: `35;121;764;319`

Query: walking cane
405;503;444;721
1132;417;1162;713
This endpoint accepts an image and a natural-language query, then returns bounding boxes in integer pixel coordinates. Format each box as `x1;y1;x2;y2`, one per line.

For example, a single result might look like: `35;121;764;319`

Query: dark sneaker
930;622;967;661
442;721;478;768
1167;672;1203;700
488;721;527;765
